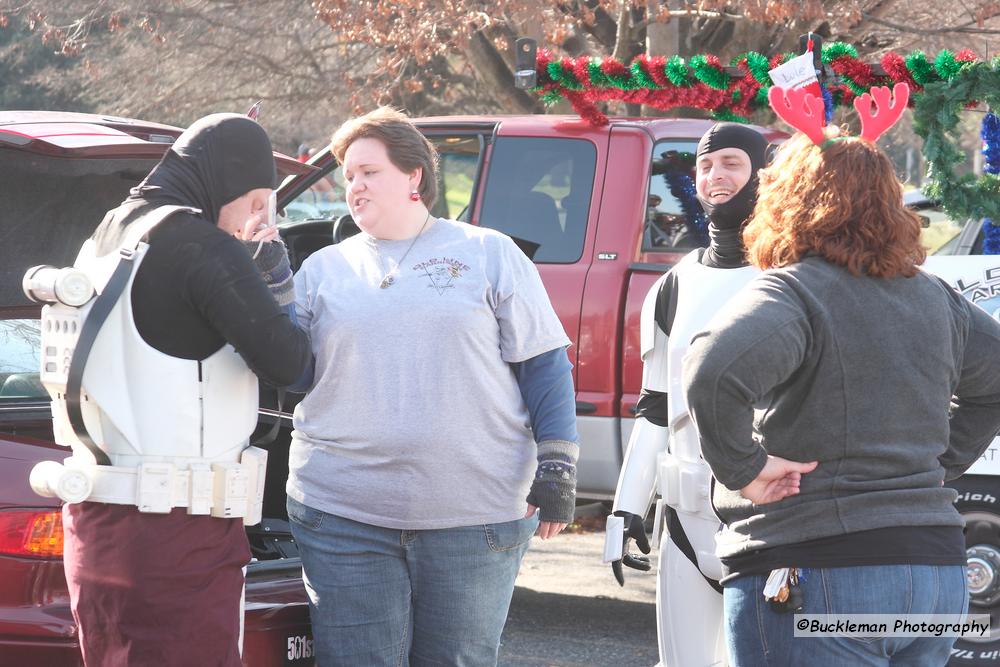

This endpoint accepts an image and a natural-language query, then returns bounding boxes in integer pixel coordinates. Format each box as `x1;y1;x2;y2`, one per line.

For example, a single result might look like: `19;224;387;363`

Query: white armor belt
31;447;267;526
658;450;713;516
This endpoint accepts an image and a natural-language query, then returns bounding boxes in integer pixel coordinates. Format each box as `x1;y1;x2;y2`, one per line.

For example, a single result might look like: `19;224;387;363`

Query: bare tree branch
863;12;1000;35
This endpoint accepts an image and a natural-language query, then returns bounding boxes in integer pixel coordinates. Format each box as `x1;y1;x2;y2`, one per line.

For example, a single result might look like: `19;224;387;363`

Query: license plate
285;634;315;665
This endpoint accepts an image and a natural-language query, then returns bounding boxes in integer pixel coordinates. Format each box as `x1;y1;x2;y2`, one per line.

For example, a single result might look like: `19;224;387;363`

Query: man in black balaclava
605;123;769;666
57;114;311;667
693;122;770;268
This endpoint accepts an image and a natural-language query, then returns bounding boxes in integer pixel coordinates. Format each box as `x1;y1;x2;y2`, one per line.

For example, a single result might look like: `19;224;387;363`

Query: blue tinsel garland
820;84;834;123
981;112;1000;254
663;169;709;247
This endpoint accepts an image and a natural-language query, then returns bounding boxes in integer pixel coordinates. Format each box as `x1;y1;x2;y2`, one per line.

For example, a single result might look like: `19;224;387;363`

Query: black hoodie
89;114;309;387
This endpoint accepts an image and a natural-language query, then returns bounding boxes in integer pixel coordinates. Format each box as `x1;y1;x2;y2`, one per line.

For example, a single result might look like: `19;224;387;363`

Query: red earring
410;190;421;202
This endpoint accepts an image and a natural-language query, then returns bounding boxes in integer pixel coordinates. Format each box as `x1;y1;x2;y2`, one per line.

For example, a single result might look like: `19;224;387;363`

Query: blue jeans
287;497;537;666
724;564;969;667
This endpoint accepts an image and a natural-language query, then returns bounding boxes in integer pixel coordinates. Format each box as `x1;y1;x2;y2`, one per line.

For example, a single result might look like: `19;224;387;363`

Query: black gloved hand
526;439;578;524
611;510;651;586
241;239;294;307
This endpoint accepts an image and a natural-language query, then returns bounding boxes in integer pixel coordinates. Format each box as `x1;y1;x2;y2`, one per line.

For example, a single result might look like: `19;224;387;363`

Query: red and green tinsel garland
535;43;981;125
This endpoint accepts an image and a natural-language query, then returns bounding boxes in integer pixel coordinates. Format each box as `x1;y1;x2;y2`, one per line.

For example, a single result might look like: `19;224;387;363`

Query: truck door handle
576;401;597;414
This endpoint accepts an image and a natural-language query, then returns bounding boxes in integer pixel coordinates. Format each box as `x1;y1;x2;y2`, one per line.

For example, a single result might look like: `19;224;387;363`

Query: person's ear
409;167;423;191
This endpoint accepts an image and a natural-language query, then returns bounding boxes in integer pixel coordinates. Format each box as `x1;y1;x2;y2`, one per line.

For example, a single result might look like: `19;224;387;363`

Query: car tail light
0;509;64;558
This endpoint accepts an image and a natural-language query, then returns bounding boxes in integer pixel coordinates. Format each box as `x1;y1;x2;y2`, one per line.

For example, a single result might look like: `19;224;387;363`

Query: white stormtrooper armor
27;206;267;525
608;251;758;666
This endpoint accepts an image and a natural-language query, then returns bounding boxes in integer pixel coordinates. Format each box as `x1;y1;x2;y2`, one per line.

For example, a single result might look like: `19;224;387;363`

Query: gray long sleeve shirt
682;256;1000;560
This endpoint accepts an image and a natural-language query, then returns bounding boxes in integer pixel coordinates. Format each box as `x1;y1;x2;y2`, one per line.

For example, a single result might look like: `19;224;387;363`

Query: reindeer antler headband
768;82;910;145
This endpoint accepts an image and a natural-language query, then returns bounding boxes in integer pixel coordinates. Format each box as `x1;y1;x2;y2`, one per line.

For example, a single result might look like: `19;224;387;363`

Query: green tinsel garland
546;61;582;90
586;61;609;88
665;55;691;86
541;90;563;105
935;50;963;79
689;55;728;90
631;60;659;89
906;51;936;85
739;51;772;85
822;41;857;61
712;109;749;123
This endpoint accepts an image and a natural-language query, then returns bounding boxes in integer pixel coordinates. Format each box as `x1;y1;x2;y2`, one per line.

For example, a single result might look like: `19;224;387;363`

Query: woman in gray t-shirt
287;107;579;666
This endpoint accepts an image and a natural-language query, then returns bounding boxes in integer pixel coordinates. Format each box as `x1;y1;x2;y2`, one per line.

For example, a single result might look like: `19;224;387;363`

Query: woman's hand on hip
525;504;567;539
740;455;818;505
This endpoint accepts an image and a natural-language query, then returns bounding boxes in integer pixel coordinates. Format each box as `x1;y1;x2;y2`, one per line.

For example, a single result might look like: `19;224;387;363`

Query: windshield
1;150;160;306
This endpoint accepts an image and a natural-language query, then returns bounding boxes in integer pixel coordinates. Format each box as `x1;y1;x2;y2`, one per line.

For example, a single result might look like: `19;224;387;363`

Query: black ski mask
93;113;277;254
695;123;769;268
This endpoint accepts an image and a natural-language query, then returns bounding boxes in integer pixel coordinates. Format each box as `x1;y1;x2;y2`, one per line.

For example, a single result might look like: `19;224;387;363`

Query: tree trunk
611;0;632;61
643;0;679;116
465;30;539;114
609;1;642;116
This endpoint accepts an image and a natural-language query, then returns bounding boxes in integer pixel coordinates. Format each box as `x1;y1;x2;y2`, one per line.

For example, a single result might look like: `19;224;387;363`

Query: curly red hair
743;133;925;278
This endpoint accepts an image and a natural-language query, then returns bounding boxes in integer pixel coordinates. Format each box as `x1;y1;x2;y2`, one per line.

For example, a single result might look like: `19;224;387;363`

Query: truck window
644;141;707;252
479;137;596;263
429;135;482;222
919;207;965;255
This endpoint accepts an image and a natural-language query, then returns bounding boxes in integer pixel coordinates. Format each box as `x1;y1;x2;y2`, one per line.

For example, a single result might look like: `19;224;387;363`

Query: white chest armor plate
666;253;759;435
31;206;266;523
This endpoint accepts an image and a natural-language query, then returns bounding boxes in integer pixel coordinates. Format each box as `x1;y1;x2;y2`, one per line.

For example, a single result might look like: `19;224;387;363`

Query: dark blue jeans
287;497;537;667
724;564;969;667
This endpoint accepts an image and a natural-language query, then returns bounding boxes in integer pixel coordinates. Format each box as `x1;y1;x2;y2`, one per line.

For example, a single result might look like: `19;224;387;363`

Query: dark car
0;111;316;666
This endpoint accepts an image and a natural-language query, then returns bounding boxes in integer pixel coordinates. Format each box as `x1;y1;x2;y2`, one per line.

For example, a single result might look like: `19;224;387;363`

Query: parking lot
499;528;660;667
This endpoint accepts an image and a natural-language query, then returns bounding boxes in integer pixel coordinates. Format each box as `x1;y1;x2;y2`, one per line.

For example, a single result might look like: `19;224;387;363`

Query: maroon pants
63;503;250;667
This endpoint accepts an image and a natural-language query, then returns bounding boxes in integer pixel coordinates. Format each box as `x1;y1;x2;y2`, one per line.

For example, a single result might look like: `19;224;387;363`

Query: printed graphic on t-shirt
412;257;471;295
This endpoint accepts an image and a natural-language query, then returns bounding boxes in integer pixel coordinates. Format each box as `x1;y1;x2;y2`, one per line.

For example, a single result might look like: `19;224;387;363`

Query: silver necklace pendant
373;213;433;291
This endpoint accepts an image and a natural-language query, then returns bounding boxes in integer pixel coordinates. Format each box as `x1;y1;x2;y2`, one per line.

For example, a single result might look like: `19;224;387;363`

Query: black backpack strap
665;505;724;594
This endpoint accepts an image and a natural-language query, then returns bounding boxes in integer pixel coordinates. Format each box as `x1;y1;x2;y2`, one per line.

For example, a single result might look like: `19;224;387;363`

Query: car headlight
23;265;95;307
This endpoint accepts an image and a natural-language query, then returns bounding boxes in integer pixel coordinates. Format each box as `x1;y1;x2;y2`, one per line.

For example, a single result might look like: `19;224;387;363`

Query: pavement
499;528;660;667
